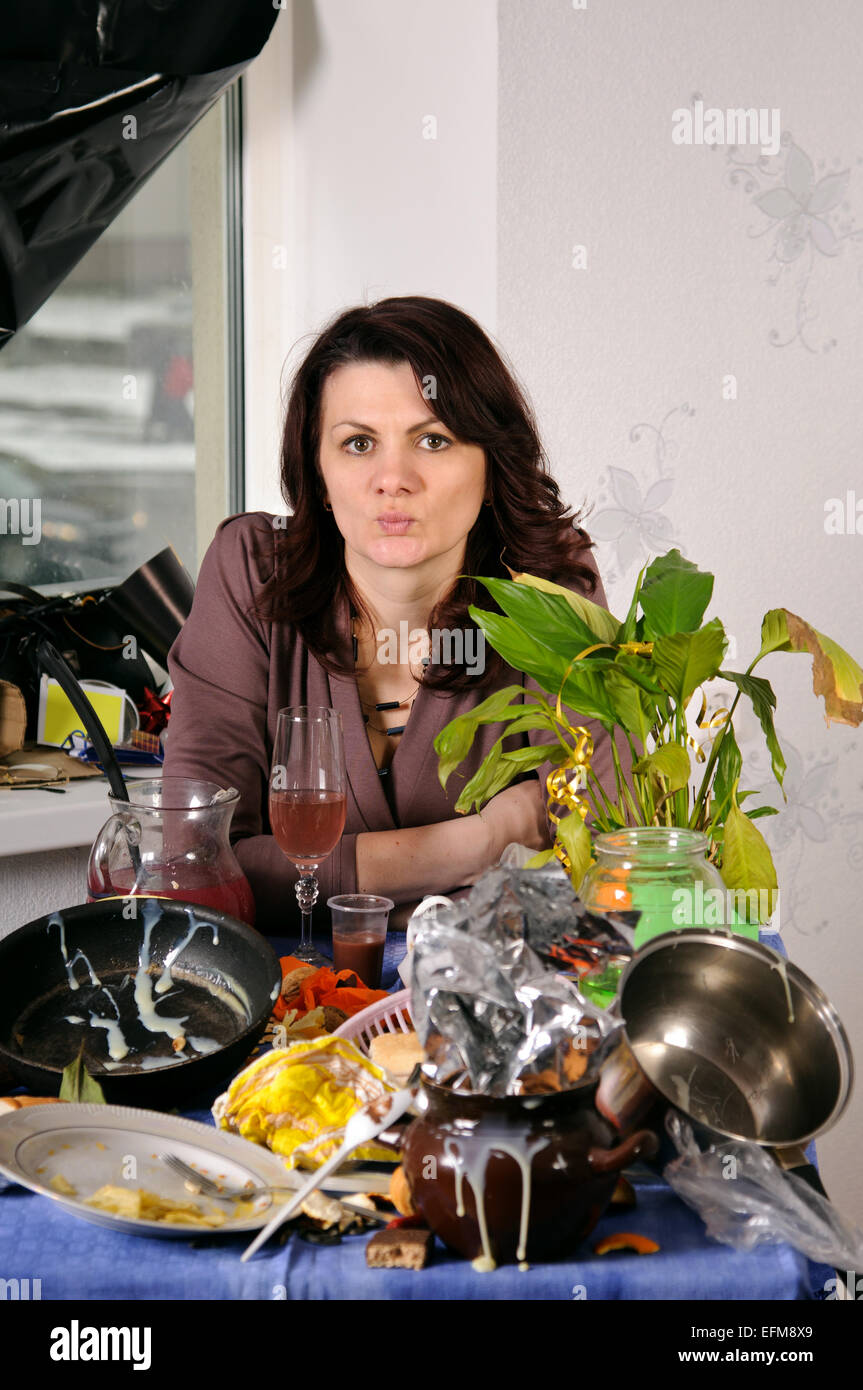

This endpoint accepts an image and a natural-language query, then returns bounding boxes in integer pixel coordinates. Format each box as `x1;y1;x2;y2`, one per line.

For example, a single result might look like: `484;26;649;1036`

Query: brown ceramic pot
402;1075;658;1266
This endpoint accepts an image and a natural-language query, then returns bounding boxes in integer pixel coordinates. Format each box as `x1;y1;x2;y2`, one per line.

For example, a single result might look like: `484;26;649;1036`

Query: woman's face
318;360;487;573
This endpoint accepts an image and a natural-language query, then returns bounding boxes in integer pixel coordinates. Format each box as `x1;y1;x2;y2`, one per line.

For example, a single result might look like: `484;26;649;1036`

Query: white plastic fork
240;1083;416;1261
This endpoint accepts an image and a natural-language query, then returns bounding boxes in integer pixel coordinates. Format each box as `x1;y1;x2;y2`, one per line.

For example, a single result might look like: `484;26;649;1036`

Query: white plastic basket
332;989;413;1058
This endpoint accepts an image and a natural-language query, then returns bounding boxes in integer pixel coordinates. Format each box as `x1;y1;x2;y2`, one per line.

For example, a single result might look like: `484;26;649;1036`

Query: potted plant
435;550;863;943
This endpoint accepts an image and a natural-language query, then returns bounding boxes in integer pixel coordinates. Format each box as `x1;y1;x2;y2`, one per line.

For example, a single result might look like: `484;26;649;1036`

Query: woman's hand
470;776;551;877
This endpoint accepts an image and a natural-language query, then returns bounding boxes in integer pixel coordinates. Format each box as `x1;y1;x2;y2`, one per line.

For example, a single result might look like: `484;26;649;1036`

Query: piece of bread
0;1097;63;1114
366;1226;433;1269
388;1165;416;1217
368;1031;425;1086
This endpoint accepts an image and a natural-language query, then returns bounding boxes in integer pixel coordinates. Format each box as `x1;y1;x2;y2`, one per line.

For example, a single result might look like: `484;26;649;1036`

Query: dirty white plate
0;1103;391;1238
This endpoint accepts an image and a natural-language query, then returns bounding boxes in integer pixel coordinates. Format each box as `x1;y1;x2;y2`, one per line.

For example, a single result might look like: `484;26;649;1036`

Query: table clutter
0;861;859;1299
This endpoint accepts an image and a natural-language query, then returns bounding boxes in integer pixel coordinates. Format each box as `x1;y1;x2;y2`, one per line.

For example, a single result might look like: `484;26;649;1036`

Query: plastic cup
328;894;394;988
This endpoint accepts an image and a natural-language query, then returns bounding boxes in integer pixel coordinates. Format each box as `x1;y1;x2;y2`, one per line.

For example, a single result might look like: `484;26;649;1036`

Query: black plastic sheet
0;0;281;346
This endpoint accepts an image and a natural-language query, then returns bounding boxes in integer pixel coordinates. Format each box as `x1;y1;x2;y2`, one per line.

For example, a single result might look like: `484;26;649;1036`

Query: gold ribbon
686;688;732;764
546;647;595;870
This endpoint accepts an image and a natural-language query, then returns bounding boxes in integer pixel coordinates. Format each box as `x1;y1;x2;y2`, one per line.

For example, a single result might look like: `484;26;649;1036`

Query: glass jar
579;827;759;950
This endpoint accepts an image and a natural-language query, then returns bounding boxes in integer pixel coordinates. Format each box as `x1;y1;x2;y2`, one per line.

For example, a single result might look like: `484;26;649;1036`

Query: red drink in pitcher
88;867;256;925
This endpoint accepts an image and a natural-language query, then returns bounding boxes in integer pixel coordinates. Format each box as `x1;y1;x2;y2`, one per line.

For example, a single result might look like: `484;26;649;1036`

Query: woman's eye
419;433;452;451
343;435;372;454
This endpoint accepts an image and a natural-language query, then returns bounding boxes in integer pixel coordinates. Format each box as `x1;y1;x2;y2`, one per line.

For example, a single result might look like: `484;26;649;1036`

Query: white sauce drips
133;900;189;1041
49;914;101;992
88;986;133;1061
51;900;234;1068
442;1129;550;1272
88;1014;129;1062
770;956;795;1024
154;908;219;995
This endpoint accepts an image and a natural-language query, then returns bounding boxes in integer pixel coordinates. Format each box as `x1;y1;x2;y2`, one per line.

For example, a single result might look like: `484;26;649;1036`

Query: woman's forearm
355;777;552;902
355;813;493;903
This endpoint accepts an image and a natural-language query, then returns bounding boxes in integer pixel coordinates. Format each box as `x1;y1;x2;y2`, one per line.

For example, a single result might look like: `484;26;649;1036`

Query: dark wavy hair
252;295;598;690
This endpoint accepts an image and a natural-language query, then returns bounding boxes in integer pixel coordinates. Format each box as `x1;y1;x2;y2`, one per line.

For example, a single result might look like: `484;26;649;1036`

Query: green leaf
559;666;617;727
469;607;571;694
451;731;567;814
523;847;557;868
603;668;657;746
511;573;619;644
588;653;666;697
757;608;792;662
634;743;691;793
652;620;727;705
475;576;609;659
639;549;715;638
500;742;570;771
434;683;532;787
720;796;779;923
555;812;593;892
710;723;742;825
453;741;512;813
718;669;787;791
59;1045;106;1105
744;805;779;820
757;609;863;727
613;564;647;644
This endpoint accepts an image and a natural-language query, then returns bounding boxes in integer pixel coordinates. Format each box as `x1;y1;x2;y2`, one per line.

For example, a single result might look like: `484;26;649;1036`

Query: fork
241;1078;418;1261
158;1154;392;1224
159;1153;294;1201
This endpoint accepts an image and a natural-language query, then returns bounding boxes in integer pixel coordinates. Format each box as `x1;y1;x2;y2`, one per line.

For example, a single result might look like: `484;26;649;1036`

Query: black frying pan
0;899;281;1106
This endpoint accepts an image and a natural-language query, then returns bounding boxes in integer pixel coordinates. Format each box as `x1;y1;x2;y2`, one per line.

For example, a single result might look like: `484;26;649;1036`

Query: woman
163;296;630;934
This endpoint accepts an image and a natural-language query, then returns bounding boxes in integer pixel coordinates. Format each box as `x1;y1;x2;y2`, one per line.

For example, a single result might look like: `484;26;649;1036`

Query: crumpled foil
408;866;629;1096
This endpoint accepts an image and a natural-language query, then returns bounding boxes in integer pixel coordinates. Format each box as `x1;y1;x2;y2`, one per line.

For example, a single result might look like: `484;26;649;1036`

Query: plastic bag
663;1110;863;1274
0;0;281;344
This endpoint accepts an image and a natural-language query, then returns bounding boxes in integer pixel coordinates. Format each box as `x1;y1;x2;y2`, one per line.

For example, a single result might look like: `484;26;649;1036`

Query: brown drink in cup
328;894;394;989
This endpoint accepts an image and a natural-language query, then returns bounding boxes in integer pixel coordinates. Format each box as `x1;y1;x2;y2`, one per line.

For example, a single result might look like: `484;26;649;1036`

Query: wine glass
269;707;347;964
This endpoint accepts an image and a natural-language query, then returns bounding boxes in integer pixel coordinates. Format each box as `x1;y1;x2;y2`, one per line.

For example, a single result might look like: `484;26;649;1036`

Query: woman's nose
371;444;420;493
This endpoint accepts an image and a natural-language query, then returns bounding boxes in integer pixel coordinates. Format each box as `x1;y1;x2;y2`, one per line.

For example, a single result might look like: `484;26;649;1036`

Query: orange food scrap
271;956;387;1024
610;1176;636;1207
593;1232;659;1256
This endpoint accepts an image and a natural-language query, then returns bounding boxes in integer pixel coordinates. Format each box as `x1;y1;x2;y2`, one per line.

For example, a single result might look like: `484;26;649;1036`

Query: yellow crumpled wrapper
212;1035;397;1170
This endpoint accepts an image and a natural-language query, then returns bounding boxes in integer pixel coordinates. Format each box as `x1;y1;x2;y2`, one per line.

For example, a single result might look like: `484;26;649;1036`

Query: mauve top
163;512;631;933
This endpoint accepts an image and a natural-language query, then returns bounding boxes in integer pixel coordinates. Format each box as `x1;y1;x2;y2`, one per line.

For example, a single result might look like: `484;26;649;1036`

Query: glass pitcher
87;777;256;926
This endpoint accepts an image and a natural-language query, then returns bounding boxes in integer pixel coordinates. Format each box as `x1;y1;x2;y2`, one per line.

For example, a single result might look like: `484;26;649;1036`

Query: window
0;85;243;588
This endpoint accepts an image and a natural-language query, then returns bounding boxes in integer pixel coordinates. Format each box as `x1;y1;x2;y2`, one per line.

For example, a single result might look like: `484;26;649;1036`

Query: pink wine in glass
270;788;347;864
270;707;347;965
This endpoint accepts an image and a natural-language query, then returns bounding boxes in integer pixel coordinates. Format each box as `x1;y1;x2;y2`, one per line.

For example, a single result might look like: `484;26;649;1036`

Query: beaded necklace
350;605;428;773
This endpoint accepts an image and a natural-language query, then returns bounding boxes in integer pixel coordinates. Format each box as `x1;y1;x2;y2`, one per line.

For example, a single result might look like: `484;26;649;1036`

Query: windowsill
0;769;161;857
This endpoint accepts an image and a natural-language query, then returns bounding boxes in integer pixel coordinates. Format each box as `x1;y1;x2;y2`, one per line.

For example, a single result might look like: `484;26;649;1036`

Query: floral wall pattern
499;0;863;1218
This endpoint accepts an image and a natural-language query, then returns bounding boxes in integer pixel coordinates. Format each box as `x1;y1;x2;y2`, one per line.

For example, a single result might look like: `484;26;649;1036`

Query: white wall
242;0;863;1225
243;0;499;516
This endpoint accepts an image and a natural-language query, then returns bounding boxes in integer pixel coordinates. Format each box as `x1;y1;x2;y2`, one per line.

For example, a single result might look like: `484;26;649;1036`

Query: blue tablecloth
0;929;836;1300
